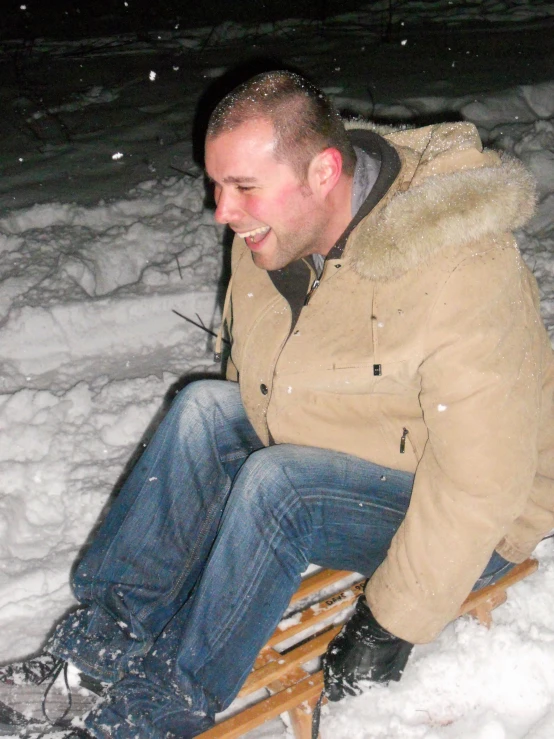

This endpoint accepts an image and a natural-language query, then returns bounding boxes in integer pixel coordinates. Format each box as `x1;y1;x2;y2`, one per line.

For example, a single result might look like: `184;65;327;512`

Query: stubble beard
251;220;326;272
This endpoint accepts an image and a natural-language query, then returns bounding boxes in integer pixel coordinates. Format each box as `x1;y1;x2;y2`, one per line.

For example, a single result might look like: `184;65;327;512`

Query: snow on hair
206;70;356;179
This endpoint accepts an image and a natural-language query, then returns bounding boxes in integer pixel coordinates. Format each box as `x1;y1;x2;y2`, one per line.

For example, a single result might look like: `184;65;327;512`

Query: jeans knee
171;380;235;423
228;449;312;567
232;447;301;513
173;380;223;411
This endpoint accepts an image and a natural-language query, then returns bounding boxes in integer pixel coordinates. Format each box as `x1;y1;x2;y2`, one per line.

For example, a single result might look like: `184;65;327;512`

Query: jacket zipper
304;278;320;305
400;427;408;454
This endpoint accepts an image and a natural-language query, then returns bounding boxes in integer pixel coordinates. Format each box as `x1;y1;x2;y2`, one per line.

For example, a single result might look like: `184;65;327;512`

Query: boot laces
41;659;74;728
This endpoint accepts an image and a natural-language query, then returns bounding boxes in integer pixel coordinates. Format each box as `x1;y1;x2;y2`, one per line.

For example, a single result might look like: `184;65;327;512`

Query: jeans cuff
47;606;150;683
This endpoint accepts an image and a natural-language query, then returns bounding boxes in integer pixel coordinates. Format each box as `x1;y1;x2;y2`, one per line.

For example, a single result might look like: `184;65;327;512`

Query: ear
307;148;343;199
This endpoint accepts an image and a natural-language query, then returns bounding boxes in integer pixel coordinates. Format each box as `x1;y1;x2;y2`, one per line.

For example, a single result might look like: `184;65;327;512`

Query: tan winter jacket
221;121;554;644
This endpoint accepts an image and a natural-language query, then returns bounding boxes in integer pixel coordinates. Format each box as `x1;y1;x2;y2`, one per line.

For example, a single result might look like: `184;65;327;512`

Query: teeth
237;226;270;239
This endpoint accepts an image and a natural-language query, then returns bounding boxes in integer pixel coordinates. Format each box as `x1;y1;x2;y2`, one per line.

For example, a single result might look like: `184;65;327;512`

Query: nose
214;187;242;225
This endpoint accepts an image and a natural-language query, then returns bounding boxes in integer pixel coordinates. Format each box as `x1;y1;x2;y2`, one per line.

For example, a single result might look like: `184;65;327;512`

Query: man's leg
472;550;515;590
48;380;263;683
85;444;416;738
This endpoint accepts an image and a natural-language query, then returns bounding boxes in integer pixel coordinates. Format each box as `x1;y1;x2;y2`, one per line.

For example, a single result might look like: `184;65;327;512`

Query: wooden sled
199;558;538;739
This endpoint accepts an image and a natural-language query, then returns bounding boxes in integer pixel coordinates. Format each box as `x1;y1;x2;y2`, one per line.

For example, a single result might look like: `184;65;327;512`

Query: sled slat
458;558;538;619
239;626;341;697
289;569;353;605
201;675;324;739
265;580;365;648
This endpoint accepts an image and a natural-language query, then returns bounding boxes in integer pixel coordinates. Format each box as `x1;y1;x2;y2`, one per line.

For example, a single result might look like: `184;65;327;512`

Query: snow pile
4;0;552;58
0;174;222;394
28;86;121;120
0;173;223;659
0;376;167;657
380;0;554;26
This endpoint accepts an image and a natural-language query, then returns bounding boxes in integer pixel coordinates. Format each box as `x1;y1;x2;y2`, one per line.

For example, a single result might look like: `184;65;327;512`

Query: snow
0;2;553;738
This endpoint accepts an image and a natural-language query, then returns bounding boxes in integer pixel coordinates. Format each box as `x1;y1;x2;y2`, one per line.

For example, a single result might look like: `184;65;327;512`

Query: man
1;70;553;738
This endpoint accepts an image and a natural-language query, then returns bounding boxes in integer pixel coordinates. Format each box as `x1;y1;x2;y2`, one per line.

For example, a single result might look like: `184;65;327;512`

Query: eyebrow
205;174;258;185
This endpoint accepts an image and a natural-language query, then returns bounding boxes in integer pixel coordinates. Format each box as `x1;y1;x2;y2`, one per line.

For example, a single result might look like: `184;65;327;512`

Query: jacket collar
266;122;537;291
327;130;401;260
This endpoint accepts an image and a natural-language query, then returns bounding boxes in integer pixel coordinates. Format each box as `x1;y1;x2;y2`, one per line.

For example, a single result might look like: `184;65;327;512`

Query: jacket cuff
364;567;460;644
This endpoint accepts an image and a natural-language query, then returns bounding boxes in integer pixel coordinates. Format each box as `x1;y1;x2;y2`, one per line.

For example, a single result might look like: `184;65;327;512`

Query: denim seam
136;395;257;623
136;474;232;623
53;640;126;682
305;493;408;517
80;412;179;607
195;486;309;681
473;560;514;590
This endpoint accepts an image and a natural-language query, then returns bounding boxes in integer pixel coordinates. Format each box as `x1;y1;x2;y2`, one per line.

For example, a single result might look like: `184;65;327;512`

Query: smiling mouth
236;226;271;249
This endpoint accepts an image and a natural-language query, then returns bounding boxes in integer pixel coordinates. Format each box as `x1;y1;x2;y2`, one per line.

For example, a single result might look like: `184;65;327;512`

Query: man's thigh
252;443;414;577
256;444;513;587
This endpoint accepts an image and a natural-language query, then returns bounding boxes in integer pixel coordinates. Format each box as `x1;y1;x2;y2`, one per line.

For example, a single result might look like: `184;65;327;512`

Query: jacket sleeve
225;351;238;382
365;239;546;643
222;237;245;383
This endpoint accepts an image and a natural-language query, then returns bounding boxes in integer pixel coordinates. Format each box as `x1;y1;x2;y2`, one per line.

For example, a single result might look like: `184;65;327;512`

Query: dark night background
4;0;389;40
7;0;549;41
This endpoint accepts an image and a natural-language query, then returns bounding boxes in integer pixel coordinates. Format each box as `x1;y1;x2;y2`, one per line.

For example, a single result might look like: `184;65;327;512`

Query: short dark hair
206;70;356;179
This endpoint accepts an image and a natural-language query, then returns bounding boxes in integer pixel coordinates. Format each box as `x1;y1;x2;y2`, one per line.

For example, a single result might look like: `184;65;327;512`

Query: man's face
205;118;329;271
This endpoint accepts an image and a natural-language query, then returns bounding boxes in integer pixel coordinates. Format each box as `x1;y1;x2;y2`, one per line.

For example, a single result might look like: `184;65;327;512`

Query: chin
251;253;275;270
250;238;302;271
250;250;280;271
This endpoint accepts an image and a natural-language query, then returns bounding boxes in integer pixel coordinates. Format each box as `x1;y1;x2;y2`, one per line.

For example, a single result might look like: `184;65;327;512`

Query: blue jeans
48;380;513;739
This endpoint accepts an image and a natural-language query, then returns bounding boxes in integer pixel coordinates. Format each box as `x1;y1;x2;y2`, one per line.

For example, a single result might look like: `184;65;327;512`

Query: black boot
323;596;413;701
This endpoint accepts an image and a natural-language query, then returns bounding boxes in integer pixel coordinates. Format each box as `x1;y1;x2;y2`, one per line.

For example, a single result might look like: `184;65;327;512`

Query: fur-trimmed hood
343;121;537;282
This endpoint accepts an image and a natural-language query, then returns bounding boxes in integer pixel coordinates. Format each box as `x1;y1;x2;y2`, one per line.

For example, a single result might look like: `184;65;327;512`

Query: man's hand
323;595;413;701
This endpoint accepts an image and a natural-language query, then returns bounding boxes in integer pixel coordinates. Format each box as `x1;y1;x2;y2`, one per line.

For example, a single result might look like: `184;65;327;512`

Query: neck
317;174;354;257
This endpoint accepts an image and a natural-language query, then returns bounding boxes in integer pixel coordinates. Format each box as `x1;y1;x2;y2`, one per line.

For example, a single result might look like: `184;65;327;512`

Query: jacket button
260;383;269;395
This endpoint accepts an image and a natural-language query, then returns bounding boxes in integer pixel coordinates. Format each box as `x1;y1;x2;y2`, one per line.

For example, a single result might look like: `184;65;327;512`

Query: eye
237;185;254;193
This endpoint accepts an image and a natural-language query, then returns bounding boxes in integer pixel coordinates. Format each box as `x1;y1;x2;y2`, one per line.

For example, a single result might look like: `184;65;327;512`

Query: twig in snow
172;309;229;344
169;164;201;178
176;255;183;279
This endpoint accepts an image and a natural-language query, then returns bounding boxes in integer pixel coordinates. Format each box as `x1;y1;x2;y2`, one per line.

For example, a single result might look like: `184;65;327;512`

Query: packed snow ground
1;3;554;738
